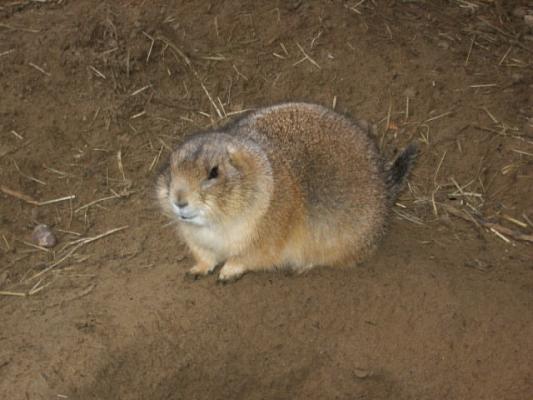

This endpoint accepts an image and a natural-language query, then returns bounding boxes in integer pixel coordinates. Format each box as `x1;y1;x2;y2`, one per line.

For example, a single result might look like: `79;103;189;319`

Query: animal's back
232;102;389;266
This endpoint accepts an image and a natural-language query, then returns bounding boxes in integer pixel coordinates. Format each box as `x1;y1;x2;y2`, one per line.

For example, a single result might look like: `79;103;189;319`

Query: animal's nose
174;189;189;208
175;200;188;209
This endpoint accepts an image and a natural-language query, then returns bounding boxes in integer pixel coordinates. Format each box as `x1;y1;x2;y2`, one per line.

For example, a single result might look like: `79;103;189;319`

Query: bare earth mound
0;1;532;399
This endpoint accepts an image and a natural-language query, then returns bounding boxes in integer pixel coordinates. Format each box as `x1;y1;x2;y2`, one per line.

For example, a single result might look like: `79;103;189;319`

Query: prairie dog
157;102;417;282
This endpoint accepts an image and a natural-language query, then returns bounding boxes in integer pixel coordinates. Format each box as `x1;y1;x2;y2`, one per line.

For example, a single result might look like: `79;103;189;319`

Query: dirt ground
1;0;532;399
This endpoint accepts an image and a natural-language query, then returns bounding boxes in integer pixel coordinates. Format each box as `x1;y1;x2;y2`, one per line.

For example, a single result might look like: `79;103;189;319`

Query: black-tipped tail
386;143;418;202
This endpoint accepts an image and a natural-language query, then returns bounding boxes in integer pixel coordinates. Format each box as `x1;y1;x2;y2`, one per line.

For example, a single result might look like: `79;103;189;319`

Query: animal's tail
385;143;418;203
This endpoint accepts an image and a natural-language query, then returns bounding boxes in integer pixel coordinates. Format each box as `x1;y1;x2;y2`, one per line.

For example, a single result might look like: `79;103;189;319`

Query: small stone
32;224;57;248
511;73;524;82
353;368;371;379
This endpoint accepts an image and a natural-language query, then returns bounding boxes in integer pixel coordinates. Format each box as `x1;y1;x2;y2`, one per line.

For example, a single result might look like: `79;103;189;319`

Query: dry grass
28;225;129;281
1;185;75;206
386;1;533;248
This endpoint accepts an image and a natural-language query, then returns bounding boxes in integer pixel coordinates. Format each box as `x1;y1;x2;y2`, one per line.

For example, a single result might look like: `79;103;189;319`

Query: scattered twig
0;49;15;57
39;195;76;206
425;111;453;123
0;23;40;33
232;64;248;81
393;209;425;225
512;149;533;157
484;223;533;243
28;62;51;76
13;159;46;185
433;151;447;186
502;215;528;229
489;226;511;243
75;190;132;213
131;85;152;96
117;149;126;181
142;31;155;63
20;240;51;253
157;36;224;119
148;145;164;172
2;234;10;251
469;83;497;88
464;36;475;66
293;42;321;69
482;107;498;123
444;204;533;244
523;213;533;228
499;46;512;65
0;291;26;297
89;65;106;79
1;185;75;206
130;110;146;119
1;185;39;205
10;130;23;140
29;226;129;281
0;281;51;297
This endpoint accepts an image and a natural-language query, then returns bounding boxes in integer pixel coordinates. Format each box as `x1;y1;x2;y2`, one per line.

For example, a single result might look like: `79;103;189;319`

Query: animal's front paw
217;263;245;283
295;264;315;275
186;263;216;280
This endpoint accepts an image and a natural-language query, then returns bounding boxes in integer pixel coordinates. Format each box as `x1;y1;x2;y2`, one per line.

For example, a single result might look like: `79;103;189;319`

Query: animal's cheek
156;179;169;200
200;196;218;214
198;193;212;208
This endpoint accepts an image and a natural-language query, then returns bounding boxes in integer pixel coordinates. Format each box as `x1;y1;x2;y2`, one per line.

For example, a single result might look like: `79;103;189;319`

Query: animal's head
156;133;269;227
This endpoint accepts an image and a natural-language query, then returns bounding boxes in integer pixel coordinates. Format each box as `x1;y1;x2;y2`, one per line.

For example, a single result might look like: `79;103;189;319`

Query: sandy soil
1;1;532;399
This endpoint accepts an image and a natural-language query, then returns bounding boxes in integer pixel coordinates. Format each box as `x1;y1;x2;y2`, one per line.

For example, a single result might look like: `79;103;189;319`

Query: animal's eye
208;166;219;180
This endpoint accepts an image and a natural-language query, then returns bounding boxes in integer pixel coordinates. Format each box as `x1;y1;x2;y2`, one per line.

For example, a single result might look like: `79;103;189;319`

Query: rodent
156;102;417;282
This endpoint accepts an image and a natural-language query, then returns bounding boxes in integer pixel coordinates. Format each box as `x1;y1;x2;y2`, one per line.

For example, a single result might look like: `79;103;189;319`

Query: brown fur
156;102;416;282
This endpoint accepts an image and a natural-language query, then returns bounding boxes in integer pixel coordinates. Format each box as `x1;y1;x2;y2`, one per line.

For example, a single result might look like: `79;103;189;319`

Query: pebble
32;224;57;248
353;368;371;379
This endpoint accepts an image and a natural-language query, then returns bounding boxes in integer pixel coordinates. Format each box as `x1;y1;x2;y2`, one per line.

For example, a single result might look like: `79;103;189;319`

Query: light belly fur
180;218;258;260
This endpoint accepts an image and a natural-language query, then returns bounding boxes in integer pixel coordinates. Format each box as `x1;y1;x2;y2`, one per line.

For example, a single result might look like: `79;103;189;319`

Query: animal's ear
227;144;254;171
226;143;237;156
